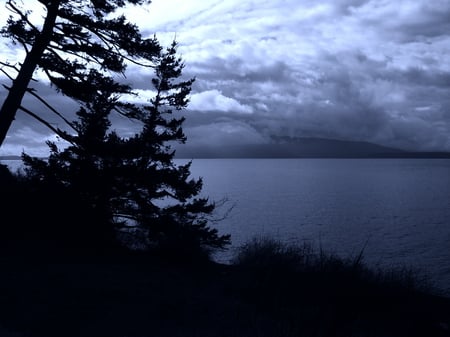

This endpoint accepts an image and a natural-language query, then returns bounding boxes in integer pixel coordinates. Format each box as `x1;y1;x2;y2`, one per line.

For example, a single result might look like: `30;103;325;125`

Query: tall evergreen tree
21;42;231;259
0;0;159;147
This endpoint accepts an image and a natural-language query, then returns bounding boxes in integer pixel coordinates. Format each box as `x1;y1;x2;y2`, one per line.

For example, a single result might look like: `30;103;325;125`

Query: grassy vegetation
0;236;449;337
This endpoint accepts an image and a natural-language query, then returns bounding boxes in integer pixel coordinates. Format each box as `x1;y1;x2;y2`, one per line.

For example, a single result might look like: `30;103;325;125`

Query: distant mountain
0;155;22;161
2;138;449;160
175;137;450;159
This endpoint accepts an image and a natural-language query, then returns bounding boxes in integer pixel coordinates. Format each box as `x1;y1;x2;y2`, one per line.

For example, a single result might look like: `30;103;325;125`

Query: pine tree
21;42;231;260
0;0;159;147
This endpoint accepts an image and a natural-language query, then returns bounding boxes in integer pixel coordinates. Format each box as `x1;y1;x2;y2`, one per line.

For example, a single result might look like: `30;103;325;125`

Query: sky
0;0;450;157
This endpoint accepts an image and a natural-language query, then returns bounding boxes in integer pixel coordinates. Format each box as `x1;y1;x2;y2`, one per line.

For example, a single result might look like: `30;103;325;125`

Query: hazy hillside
3;138;450;161
0;155;22;161
175;137;450;159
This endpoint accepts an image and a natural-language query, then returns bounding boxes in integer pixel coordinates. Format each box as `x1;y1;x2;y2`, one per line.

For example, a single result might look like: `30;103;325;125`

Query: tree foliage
0;0;159;146
0;1;231;259
20;42;231;259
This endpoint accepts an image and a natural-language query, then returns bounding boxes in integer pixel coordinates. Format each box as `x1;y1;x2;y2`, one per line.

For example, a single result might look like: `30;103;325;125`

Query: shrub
232;235;432;295
232;235;314;272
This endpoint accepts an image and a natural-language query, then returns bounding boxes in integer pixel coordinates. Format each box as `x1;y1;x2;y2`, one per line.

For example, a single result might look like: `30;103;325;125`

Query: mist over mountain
0;155;21;160
2;137;449;161
175;137;450;159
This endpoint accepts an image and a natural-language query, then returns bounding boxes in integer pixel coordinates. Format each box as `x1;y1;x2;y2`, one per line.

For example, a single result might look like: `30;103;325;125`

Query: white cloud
119;89;158;104
189;89;253;114
1;0;449;152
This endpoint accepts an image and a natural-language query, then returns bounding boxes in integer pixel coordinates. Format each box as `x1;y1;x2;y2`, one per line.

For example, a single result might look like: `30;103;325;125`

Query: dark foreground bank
0;238;449;337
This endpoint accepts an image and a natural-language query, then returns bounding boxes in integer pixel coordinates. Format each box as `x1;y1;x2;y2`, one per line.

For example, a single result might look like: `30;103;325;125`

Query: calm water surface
186;158;450;296
3;158;450;295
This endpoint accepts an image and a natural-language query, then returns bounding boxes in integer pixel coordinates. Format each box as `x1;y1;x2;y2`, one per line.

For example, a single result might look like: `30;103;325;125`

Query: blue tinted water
186;158;450;296
3;158;450;295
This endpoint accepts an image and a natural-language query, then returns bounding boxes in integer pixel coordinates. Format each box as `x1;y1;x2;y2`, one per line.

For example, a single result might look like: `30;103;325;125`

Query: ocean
186;158;450;296
3;158;450;295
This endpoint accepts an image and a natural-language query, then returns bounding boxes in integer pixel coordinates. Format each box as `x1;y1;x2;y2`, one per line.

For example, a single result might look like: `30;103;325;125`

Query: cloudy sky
1;0;450;156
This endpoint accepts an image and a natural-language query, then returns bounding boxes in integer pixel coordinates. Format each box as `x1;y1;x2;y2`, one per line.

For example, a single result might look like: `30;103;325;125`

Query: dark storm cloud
1;0;450;155
180;43;450;151
396;68;450;88
349;1;450;42
186;58;292;85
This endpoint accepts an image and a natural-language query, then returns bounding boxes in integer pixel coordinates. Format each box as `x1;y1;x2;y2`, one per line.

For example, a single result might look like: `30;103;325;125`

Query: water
186;158;450;296
3;158;450;296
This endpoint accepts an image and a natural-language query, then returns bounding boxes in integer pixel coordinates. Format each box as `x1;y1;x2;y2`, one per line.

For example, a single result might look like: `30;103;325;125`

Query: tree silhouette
0;0;159;147
20;42;231;259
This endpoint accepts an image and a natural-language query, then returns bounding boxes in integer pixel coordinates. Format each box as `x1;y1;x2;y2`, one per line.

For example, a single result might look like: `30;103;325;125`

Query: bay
186;158;450;296
3;158;450;296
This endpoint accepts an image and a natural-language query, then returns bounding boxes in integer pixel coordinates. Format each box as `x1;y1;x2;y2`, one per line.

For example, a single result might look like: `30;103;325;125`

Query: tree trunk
0;2;60;147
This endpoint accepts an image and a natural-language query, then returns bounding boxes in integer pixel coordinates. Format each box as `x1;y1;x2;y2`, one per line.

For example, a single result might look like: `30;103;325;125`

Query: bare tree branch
0;61;20;72
18;105;76;145
7;0;40;33
26;88;79;132
0;70;15;81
